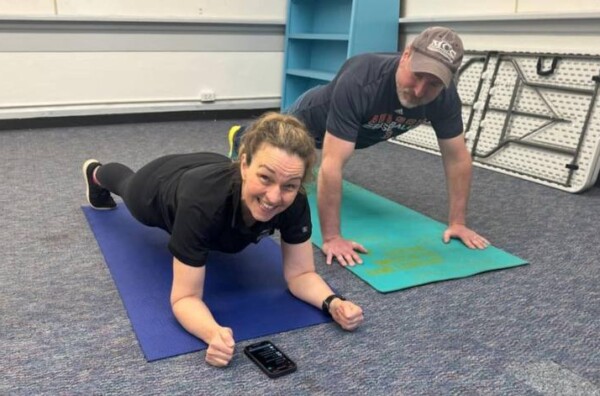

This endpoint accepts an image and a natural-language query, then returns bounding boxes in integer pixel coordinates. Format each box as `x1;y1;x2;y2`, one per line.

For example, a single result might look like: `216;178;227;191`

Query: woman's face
240;143;305;225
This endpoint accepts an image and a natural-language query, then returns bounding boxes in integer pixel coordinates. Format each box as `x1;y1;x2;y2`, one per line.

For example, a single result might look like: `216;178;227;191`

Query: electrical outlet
200;89;216;102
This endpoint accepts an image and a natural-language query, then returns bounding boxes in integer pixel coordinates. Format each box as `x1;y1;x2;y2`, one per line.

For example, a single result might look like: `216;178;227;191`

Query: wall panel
0;0;54;15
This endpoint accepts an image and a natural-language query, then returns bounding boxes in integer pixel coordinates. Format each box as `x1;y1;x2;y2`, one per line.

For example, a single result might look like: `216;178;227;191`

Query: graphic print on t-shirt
363;112;426;140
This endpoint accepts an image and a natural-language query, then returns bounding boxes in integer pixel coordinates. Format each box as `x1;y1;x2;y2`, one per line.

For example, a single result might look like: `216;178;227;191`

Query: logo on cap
427;40;457;63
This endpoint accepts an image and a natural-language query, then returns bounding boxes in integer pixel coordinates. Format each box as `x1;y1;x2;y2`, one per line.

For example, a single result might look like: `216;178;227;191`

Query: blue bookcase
281;0;400;110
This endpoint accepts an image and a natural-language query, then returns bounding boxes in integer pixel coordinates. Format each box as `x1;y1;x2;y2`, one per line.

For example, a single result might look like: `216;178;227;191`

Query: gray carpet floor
1;114;599;395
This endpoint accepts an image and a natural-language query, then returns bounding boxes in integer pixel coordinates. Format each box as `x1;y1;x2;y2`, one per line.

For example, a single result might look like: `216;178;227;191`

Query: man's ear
401;46;412;62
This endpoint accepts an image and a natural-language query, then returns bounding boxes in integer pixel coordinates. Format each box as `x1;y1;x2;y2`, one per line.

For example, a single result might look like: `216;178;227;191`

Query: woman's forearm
287;271;334;309
172;296;221;344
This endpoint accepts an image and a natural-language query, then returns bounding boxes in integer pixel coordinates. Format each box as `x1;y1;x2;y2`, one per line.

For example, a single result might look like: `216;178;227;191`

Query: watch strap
321;294;346;316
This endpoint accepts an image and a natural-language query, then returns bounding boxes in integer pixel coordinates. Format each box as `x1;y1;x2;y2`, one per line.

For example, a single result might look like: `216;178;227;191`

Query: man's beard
397;89;428;108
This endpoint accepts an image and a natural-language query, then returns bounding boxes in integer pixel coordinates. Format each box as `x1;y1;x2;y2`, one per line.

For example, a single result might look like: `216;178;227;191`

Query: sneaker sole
82;158;113;210
227;125;241;159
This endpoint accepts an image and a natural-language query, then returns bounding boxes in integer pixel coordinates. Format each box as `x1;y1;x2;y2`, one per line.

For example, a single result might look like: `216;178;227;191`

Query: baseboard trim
0;108;278;131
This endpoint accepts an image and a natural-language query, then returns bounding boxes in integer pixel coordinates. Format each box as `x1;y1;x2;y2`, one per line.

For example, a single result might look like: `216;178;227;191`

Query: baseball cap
410;26;464;88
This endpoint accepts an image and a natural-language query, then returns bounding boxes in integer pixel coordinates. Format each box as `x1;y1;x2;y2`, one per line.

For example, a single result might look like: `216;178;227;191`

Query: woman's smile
240;143;304;225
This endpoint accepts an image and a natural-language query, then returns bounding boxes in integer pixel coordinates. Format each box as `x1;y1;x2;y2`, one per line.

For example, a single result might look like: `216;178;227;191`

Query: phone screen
244;341;297;378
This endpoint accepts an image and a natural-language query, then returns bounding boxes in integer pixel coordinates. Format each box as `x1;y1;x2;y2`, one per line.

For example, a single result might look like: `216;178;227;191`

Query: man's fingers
351;252;363;265
476;235;490;247
351;242;368;254
463;237;476;249
324;239;367;266
442;230;451;243
326;251;334;265
336;254;349;267
462;233;490;250
473;237;490;249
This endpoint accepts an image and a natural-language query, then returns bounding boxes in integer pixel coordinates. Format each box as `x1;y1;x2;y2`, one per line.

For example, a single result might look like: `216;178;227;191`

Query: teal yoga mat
307;181;527;293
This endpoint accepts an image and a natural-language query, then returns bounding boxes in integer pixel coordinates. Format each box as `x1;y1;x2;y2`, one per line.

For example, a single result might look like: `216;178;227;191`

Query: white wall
401;0;600;54
0;0;285;19
0;0;54;15
0;51;282;118
404;0;515;17
56;0;284;20
1;0;599;119
0;0;286;119
404;0;600;17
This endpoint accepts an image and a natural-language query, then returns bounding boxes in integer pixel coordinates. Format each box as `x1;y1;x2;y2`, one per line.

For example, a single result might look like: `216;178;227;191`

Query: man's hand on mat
322;236;368;266
206;327;235;367
330;299;364;331
443;224;490;249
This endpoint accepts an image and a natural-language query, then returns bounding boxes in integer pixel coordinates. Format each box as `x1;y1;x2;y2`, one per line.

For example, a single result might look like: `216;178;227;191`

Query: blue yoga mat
307;181;528;293
82;204;331;362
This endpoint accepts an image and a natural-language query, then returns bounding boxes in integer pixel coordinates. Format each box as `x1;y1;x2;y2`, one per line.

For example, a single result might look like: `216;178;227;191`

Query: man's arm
170;257;235;366
437;135;489;249
318;132;368;266
282;239;363;331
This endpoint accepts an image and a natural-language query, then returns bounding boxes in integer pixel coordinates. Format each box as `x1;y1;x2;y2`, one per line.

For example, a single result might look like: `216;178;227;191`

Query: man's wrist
322;233;342;243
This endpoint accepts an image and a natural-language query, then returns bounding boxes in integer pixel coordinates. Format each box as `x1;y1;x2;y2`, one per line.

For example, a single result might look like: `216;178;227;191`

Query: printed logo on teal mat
367;246;443;276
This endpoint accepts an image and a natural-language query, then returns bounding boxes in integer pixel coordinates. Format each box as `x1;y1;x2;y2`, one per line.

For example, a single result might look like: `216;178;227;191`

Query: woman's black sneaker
82;159;116;210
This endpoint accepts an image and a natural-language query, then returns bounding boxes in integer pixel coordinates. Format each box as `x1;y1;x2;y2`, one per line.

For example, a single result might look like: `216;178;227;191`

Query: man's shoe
227;125;245;160
82;159;116;210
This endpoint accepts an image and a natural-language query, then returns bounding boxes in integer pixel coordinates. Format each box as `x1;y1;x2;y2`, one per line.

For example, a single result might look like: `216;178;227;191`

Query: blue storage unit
281;0;400;110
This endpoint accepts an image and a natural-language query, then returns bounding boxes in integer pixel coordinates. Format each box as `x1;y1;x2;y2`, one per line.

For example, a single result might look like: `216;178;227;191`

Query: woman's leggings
95;155;180;228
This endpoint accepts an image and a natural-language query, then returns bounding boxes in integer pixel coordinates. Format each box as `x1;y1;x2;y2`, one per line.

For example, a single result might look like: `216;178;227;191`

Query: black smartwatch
321;294;346;316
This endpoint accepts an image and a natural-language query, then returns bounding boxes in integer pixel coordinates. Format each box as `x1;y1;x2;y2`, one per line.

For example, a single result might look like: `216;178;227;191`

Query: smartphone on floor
244;340;297;378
